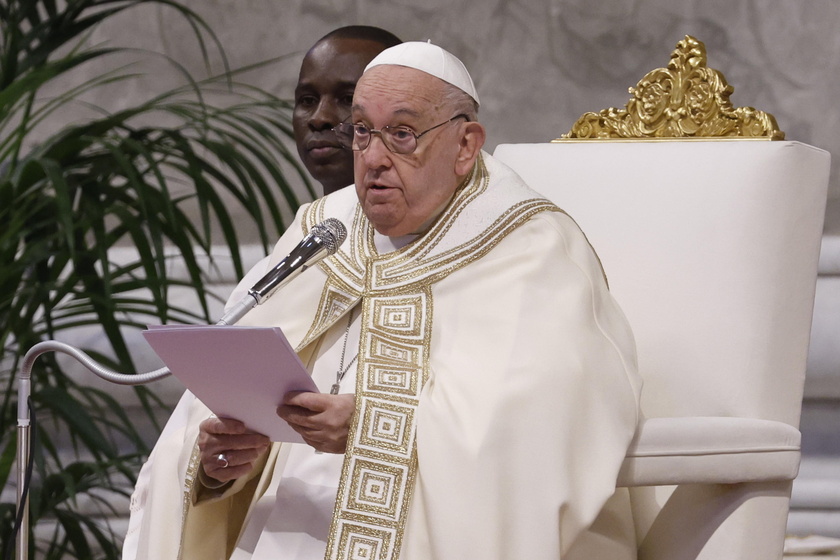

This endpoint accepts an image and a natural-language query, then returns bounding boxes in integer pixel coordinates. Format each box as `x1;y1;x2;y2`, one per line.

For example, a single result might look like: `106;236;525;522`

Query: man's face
352;66;465;237
293;38;385;195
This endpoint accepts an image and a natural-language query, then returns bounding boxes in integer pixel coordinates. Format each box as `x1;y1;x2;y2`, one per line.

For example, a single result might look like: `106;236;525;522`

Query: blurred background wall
45;0;840;539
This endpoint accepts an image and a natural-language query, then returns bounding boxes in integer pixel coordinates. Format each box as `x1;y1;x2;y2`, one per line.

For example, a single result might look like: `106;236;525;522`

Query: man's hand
277;391;355;454
198;417;270;484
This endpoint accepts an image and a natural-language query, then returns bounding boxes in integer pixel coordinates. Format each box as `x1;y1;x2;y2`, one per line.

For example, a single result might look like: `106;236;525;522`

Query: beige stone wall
70;0;840;215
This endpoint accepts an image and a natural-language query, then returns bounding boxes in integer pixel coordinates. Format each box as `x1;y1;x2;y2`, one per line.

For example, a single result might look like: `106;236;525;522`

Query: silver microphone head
310;218;347;255
246;218;348;306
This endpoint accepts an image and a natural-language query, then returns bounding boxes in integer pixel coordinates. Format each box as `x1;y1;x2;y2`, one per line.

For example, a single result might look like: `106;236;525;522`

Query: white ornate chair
493;37;830;560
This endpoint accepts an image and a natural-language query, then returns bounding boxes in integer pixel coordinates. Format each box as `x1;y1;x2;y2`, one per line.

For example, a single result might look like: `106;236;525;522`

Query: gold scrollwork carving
559;35;784;140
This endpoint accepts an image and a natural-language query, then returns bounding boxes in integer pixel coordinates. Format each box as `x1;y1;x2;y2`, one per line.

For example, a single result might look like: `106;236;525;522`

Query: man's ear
454;121;486;176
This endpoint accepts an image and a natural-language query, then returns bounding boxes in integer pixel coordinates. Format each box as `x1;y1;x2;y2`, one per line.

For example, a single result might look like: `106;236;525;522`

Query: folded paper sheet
143;325;317;443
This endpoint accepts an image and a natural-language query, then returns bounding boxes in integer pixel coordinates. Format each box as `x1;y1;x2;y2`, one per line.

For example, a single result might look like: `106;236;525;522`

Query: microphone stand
13;218;346;560
15;343;173;560
13;289;273;559
14;313;245;560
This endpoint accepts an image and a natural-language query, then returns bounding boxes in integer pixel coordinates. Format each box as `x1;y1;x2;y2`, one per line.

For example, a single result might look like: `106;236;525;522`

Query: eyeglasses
332;114;469;155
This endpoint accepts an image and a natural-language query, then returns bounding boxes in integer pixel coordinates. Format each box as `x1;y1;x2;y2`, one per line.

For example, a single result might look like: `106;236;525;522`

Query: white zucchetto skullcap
363;41;480;106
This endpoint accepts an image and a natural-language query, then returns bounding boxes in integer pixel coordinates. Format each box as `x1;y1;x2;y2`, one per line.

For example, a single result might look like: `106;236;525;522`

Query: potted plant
0;1;312;557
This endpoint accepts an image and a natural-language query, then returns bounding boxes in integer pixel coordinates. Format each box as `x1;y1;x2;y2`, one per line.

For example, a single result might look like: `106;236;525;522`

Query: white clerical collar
370;196;453;254
373;231;417;254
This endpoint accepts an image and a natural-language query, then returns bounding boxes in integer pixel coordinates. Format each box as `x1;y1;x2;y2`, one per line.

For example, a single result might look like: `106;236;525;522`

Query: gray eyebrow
350;105;424;121
392;107;423;119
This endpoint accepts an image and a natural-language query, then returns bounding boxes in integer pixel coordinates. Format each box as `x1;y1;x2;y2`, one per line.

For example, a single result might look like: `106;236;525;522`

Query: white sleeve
121;390;196;560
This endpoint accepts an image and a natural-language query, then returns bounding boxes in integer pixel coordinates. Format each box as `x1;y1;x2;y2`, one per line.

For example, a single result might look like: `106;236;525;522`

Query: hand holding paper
278;391;356;453
198;416;270;482
143;325;318;443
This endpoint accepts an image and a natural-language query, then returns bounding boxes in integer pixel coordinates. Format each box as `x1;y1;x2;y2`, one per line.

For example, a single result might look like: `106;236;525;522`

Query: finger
199;429;270;450
277;402;314;421
198;431;270;459
215;433;271;451
203;461;255;483
278;394;355;430
277;406;321;434
200;416;251;436
276;403;341;432
299;433;345;454
200;445;269;483
210;447;267;469
282;390;328;411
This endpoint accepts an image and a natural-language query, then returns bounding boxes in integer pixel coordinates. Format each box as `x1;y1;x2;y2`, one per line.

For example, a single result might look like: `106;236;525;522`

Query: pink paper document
142;325;317;443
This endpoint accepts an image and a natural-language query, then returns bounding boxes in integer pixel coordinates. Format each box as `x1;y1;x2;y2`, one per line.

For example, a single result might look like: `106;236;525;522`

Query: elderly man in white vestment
125;41;642;560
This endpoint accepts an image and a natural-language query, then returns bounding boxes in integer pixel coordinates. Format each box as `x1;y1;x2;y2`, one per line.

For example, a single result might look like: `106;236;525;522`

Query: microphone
217;218;347;325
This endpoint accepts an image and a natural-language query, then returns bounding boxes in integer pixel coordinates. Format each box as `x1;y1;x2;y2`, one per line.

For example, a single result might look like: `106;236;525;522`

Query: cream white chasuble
123;151;640;560
291;154;559;560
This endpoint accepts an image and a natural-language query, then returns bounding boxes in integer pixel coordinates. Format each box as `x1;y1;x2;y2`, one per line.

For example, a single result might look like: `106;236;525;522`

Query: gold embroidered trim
306;196;366;284
326;286;432;560
317;155;560;297
176;444;203;560
368;198;558;292
294;198;365;350
298;279;361;351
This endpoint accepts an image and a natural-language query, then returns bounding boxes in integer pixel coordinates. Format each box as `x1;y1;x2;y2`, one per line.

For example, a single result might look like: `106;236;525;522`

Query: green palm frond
0;0;313;556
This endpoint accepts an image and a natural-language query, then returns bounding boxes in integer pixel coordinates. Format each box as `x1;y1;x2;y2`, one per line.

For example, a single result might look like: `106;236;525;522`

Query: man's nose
309;98;342;130
361;132;393;169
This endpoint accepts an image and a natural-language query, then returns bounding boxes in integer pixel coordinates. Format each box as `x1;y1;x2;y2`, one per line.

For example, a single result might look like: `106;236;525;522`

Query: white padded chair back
493;140;830;560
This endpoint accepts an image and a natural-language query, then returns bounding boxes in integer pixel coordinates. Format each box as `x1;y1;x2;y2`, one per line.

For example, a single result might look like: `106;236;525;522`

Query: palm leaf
0;0;311;555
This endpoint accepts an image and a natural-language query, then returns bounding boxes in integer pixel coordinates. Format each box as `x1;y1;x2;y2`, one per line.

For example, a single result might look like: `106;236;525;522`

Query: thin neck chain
330;307;358;394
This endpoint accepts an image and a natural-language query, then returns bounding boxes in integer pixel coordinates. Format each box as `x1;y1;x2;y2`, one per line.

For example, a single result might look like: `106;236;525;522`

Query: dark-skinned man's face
293;37;387;196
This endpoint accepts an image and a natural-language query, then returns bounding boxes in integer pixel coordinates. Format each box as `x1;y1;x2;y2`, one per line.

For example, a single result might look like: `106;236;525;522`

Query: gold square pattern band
325;288;432;560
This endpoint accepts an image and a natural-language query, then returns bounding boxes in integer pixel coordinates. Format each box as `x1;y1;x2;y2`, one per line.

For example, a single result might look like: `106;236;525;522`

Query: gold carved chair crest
559;35;784;140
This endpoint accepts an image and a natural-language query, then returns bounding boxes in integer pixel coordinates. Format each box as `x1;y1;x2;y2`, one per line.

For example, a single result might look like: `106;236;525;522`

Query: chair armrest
617;417;801;487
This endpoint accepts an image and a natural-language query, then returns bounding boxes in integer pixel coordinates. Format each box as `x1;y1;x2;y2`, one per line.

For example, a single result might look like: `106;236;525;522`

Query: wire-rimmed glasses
333;114;468;155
